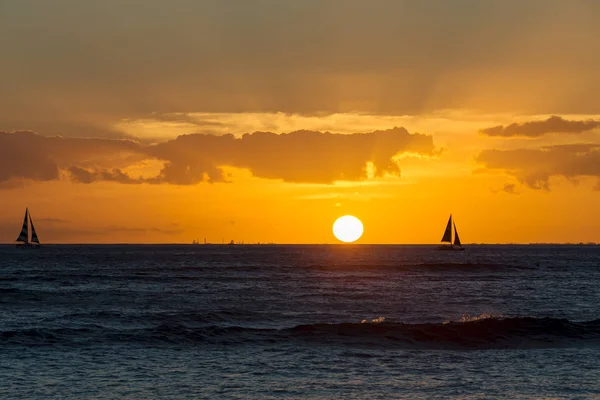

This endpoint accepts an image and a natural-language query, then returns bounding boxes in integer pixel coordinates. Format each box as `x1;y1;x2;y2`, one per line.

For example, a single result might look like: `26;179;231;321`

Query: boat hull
16;243;41;248
437;245;465;251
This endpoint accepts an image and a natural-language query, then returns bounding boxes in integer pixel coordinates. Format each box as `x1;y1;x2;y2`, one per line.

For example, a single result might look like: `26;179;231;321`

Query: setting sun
333;215;364;243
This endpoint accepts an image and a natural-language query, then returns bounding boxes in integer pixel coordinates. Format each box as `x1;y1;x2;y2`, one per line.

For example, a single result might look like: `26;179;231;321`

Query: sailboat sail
16;209;29;243
453;222;461;247
440;215;452;243
29;213;40;244
438;214;464;250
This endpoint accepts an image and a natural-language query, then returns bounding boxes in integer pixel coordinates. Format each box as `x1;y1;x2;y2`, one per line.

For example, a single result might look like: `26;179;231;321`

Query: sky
1;0;600;244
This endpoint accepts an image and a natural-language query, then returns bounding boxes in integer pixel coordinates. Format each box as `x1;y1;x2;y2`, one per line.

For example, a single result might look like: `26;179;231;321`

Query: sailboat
438;214;464;251
15;208;41;248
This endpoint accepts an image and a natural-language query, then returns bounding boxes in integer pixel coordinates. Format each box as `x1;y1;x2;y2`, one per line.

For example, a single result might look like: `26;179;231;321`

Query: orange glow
2;2;600;244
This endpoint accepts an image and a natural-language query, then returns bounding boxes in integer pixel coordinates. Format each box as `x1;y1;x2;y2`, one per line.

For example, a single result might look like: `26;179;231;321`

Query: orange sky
1;1;600;244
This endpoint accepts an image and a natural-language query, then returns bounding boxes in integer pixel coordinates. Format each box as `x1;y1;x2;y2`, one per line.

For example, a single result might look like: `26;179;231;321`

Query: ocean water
1;244;600;399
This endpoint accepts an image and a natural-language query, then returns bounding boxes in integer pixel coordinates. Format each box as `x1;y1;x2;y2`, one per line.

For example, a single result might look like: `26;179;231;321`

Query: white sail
441;214;452;243
16;208;29;243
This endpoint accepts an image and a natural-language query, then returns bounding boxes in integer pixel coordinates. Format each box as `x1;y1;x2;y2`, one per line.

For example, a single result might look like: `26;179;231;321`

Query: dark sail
16;208;29;243
440;215;452;243
29;213;40;244
453;222;461;247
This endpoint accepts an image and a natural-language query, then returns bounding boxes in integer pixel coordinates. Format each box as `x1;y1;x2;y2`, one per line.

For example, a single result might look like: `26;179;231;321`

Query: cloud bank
2;1;600;138
0;130;139;183
477;144;600;190
480;116;600;138
0;127;435;187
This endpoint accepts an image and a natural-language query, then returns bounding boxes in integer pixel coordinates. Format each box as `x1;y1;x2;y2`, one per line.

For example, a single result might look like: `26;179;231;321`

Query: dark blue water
2;245;600;398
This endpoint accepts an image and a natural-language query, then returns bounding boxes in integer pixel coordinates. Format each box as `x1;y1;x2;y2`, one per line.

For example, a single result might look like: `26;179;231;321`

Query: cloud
0;127;435;186
0;130;140;184
491;182;520;195
0;131;61;183
68;166;142;185
502;183;518;194
2;0;600;138
480;116;600;137
146;127;435;184
476;144;600;190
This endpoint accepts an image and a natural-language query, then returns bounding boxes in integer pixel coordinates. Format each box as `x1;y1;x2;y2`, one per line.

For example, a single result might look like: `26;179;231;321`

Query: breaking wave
3;317;600;350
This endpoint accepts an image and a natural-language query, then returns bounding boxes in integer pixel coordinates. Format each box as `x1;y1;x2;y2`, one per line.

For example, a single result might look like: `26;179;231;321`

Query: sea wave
3;317;600;349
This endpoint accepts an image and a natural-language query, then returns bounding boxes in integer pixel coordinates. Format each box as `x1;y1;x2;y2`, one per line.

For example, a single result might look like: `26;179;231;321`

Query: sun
333;215;364;243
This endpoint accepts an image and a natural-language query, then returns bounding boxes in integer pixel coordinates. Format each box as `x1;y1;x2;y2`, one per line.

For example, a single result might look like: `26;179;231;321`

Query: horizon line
1;242;598;246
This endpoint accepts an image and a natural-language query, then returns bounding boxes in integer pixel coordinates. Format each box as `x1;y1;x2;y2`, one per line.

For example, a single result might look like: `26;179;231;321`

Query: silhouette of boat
438;214;464;251
15;208;41;248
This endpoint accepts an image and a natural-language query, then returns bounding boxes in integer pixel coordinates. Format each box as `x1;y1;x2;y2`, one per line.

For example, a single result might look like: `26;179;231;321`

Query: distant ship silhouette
191;238;240;245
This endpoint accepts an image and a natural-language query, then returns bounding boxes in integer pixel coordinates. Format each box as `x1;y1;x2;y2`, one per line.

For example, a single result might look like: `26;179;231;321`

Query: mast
29;212;40;244
16;208;29;244
441;214;452;243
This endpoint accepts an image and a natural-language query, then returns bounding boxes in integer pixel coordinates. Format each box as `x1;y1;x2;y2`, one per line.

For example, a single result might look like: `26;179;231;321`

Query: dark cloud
0;130;140;184
146;127;434;184
0;127;435;187
0;119;135;141
480;116;600;138
491;182;520;195
477;144;600;190
0;131;60;183
502;183;518;194
2;0;600;133
68;166;142;185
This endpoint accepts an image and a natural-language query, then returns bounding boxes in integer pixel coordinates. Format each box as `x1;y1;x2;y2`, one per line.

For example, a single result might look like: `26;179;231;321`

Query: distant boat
16;208;41;248
438;214;464;251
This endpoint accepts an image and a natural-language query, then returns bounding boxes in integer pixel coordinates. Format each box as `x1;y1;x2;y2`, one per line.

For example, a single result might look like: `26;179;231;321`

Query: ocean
1;244;600;399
